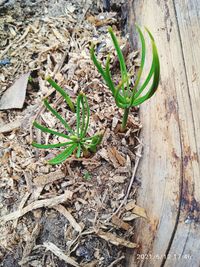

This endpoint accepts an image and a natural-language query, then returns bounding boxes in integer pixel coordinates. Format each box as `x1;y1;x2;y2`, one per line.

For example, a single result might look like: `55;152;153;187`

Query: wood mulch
0;1;146;266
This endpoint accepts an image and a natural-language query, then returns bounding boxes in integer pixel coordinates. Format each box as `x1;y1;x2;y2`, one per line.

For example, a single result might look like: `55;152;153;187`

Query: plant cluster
32;25;160;164
33;78;102;165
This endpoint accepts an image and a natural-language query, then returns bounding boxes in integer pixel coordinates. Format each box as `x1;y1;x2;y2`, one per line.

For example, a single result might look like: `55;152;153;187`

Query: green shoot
90;25;160;131
83;171;92;180
45;76;75;112
32;88;102;165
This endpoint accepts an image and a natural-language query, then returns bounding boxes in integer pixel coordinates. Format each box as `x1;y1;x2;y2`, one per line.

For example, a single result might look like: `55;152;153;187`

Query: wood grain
127;0;200;266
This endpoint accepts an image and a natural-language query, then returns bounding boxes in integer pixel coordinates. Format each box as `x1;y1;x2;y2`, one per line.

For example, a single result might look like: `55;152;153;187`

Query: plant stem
121;107;129;131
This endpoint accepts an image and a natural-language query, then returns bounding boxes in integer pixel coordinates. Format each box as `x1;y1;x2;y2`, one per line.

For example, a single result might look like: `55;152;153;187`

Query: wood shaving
43;241;79;267
96;229;138;249
1;191;73;222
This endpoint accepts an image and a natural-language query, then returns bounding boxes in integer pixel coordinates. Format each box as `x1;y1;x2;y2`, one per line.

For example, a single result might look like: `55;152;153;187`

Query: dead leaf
0;72;30;110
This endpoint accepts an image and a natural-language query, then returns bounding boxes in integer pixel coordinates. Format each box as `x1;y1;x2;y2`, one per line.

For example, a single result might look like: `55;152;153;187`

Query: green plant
32;79;102;165
90;25;160;131
83;171;92;180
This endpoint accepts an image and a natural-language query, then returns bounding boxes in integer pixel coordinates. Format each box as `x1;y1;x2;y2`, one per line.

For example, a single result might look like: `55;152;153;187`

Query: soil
0;1;143;266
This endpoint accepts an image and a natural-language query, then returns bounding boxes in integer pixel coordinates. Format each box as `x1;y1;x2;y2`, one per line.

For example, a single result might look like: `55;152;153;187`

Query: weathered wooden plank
127;0;200;266
164;1;200;266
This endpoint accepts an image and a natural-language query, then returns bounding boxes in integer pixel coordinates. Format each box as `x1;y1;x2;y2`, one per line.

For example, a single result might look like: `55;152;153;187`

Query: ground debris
96;229;138;249
0;1;142;266
43;241;79;267
1;191;73;222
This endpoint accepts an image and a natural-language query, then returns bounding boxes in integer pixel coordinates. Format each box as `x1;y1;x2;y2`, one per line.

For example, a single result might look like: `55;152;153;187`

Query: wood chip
0;72;30;110
122;213;140;221
0;119;21;133
111;215;132;231
125;201;136;211
132;205;148;219
111;175;127;184
43;241;79;267
54;204;82;233
107;147;126;167
33;170;66;186
96;229;138;249
1;191;73;222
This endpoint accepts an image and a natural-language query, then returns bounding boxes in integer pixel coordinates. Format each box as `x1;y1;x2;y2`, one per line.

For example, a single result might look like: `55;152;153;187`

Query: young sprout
32;79;102;165
90;25;160;131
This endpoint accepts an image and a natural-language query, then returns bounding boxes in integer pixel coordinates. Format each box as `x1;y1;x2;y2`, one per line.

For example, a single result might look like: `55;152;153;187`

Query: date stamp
136;253;192;261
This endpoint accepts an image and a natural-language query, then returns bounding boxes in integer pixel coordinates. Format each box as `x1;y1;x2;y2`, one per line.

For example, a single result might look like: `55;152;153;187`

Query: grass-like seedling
32;79;102;165
90;25;160;131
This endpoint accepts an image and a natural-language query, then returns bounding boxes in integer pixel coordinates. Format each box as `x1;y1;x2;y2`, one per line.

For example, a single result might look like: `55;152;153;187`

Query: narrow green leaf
91;44;129;106
33;121;71;139
43;99;74;133
108;26;129;96
90;44;108;81
80;94;90;138
130;25;146;105
105;56;129;106
32;141;73;149
76;94;81;138
48;143;77;165
80;95;85;138
133;28;160;105
105;55;116;95
88;134;102;152
46;77;75;112
76;143;81;158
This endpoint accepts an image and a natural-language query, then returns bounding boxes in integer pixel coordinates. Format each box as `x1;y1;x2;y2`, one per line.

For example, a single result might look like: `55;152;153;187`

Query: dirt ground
0;1;144;266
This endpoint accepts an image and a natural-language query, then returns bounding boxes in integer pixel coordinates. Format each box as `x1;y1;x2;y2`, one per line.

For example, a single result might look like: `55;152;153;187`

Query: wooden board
127;0;200;266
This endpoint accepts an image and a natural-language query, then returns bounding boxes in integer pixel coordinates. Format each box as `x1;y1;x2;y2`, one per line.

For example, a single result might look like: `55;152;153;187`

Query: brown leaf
0;72;30;110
